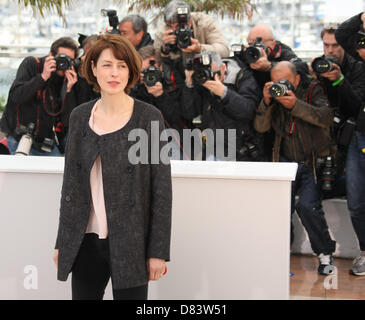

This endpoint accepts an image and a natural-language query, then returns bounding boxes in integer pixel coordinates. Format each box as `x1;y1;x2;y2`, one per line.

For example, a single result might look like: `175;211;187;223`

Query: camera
269;79;295;97
55;54;72;71
316;156;336;192
356;27;365;50
15;123;35;156
231;44;244;60
190;53;221;85
311;56;338;74
101;9;120;34
165;6;193;53
244;37;267;64
142;60;164;87
238;142;259;160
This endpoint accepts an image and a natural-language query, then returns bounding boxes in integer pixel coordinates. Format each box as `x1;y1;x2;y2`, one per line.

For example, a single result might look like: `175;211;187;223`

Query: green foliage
19;0;72;23
18;0;254;22
126;0;254;21
0;95;6;113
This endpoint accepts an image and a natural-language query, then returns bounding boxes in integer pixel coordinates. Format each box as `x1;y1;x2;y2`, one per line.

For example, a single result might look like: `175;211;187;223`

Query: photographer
0;37;80;156
254;61;336;275
334;13;365;275
182;51;264;161
309;25;365;199
130;45;190;160
234;24;307;161
119;15;154;50
154;0;229;94
243;24;305;89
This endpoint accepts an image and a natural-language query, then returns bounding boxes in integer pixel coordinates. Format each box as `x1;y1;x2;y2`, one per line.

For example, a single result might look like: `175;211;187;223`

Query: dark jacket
241;41;302;90
136;32;154;51
254;80;335;168
181;59;264;161
335;13;365;132
55;98;172;290
318;53;365;129
0;56;78;140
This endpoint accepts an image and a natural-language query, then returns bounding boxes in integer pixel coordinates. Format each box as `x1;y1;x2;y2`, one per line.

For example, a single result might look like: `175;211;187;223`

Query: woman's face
92;48;129;95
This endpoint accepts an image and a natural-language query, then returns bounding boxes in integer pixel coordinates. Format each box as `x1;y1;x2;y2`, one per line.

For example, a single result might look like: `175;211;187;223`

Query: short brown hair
81;34;142;93
138;45;161;65
50;37;79;58
320;23;339;39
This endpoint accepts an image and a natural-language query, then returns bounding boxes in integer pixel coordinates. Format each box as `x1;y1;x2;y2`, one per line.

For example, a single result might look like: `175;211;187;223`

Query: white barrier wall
0;156;297;300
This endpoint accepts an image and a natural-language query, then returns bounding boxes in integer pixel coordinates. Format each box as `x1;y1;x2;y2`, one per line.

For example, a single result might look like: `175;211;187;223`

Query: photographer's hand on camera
321;64;344;83
65;66;78;93
308;58;318;80
275;90;297;110
145;81;164;97
249;48;272;71
41;54;57;81
180;37;201;54
202;73;226;98
263;81;274;106
162;29;177;54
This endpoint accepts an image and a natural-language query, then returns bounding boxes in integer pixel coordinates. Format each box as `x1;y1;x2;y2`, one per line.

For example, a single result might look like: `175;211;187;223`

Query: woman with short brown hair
53;34;172;300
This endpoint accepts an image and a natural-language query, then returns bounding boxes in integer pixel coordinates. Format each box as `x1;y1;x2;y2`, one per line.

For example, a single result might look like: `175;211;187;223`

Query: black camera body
244;37;267;64
55;54;72;71
142;61;164;87
165;6;193;53
316;156;336;192
356;27;365;50
189;53;221;85
101;9;120;34
269;79;295;97
311;56;338;74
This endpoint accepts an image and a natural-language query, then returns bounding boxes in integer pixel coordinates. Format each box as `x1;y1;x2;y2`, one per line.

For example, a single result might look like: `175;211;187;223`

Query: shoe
317;253;335;275
350;255;365;276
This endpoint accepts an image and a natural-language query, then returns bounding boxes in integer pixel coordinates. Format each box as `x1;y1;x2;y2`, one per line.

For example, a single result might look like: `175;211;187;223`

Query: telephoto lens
269;79;294;97
311;56;337;74
322;156;336;192
244;46;262;64
15;123;35;156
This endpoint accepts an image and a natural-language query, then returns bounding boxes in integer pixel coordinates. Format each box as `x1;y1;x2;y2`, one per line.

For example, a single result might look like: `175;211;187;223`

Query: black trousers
71;233;148;300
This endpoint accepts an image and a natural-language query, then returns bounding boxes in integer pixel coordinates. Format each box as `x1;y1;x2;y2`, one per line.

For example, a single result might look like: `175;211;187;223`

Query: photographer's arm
337;61;365;118
154;87;183;124
9;57;47;105
220;71;262;121
290;85;334;128
181;70;202;120
254;99;274;133
335;13;364;61
199;16;230;58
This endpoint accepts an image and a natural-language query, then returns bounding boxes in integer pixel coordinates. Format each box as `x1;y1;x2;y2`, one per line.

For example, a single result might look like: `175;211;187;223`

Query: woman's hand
53;249;59;268
147;258;166;281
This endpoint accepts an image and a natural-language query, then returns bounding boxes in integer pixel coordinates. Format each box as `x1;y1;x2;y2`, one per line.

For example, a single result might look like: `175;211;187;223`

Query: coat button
126;165;133;173
76;161;82;169
65;195;71;202
129;199;135;206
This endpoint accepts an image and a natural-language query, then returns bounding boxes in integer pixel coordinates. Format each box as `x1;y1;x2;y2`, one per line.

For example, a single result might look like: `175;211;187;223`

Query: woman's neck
98;92;132;116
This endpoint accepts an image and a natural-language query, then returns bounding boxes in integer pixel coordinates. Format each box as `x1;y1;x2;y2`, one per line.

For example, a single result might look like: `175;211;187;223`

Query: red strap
170;71;177;89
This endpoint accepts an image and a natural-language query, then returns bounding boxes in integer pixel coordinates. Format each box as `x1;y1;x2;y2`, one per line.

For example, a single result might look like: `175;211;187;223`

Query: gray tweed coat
54;98;172;289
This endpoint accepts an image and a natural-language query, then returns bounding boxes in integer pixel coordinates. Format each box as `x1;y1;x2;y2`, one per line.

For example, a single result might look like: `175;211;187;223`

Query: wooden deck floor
290;254;365;300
